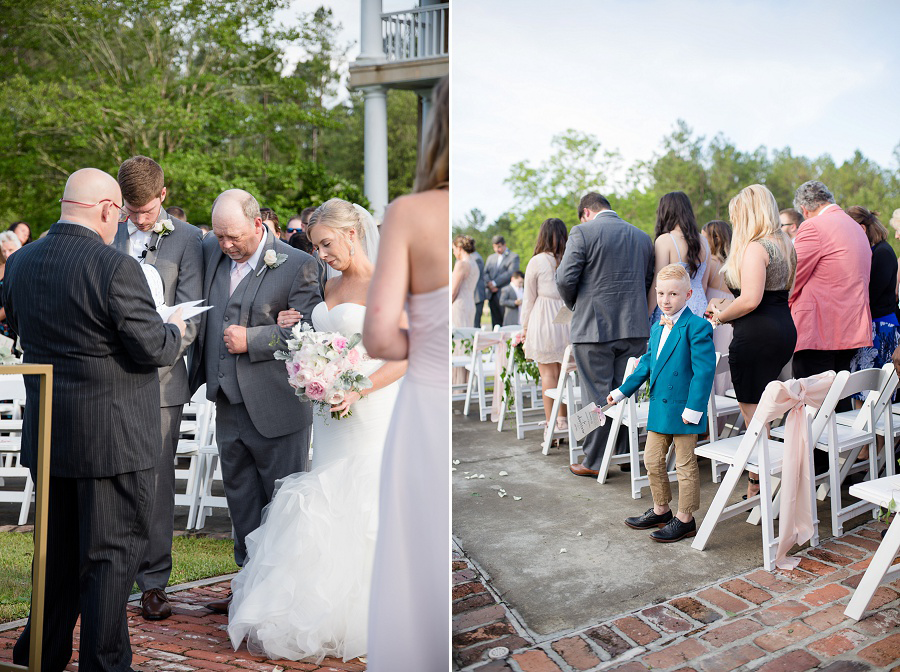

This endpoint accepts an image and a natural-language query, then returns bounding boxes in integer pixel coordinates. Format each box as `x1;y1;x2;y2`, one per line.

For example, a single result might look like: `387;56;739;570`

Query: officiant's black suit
2;222;183;672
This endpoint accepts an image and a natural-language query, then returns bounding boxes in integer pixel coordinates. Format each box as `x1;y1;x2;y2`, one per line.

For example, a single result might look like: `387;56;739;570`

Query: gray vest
205;260;252;403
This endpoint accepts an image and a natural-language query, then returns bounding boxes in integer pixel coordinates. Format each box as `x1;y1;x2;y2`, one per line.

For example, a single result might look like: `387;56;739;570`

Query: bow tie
659;316;674;328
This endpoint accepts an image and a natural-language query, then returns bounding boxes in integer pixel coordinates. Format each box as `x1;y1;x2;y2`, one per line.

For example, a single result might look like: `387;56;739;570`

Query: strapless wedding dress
228;302;401;662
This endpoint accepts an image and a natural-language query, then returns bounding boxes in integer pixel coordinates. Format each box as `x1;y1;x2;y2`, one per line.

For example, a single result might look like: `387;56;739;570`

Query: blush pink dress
521;252;570;363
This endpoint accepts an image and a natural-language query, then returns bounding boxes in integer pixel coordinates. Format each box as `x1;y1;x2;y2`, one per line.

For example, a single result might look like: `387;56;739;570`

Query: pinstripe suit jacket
188;228;322;438
113;210;204;406
2;222;184;478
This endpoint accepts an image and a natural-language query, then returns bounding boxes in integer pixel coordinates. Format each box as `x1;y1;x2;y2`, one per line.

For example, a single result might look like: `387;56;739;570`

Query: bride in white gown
227;199;406;662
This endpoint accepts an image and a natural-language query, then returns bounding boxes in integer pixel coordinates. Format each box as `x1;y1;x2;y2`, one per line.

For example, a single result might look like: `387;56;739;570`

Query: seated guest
779;208;803;240
166;206;187;221
610;264;716;543
499;271;524;325
288;229;315;255
260;208;281;240
0;231;23;340
8;221;31;245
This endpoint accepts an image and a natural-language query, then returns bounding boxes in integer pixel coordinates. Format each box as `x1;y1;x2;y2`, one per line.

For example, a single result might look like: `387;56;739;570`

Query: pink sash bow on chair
754;372;835;569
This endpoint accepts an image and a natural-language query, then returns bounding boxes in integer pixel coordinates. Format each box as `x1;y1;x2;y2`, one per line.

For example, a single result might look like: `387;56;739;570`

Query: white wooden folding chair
175;385;215;530
0;375;31;524
452;327;481;403
463;328;515;422
702;353;745;483
693;371;848;570
496;328;545;438
844;474;900;619
541;346;580;455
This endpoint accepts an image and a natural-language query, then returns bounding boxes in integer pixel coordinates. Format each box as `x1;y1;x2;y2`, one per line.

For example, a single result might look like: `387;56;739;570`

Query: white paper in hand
158;300;212;321
553;305;573;325
570;402;615;441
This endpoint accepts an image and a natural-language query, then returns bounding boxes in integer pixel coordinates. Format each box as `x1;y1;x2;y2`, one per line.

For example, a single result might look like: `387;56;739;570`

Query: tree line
455;122;900;268
0;0;418;232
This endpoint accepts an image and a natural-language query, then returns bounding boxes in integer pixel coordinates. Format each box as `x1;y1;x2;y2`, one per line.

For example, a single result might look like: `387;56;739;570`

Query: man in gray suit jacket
471;248;487;327
114;155;203;621
188;189;321;613
557;192;654;476
499;270;524;325
4;168;186;672
484;235;520;328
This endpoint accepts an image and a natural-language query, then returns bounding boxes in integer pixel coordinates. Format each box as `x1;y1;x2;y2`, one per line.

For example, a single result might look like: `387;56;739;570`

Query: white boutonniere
263;249;288;271
152;219;175;236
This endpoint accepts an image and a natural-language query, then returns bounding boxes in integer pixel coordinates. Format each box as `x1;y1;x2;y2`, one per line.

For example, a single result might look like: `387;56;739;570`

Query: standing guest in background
471;245;486;328
452;234;480;385
5;167;186;672
709;184;796;499
649;191;710;321
197;224;211;236
558;192;654;477
484;235;520;328
288;228;315;255
779;208;803;240
790;180;871;387
500;270;524;326
522;217;571;437
0;231;22;340
167;206;187;221
260;207;281;241
285;214;304;240
847;206;899;399
8;221;31;245
115;155;203;621
702;220;734;395
300;206;317;232
365;73;449;672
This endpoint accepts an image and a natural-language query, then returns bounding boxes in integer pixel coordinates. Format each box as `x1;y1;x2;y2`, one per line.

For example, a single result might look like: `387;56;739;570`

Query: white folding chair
175;385;215;530
463;329;515;421
452;327;481;402
693;372;848;570
844;474;900;619
702;353;745;483
496;328;545;438
0;375;31;524
541;346;580;456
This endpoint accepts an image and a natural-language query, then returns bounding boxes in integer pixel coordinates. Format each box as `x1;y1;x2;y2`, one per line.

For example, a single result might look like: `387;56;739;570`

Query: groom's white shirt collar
232;229;267;273
592;209;618;220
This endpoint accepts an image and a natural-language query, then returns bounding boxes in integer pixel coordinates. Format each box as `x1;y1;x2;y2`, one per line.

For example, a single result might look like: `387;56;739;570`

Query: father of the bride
3;168;187;671
556;192;654;477
189;189;321;613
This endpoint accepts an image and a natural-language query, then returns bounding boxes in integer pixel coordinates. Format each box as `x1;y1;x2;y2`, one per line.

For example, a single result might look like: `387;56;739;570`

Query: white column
358;0;384;63
417;86;435;151
363;86;389;220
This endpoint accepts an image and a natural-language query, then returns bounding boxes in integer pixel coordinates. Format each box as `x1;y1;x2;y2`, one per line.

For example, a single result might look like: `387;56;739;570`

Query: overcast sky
452;0;900;224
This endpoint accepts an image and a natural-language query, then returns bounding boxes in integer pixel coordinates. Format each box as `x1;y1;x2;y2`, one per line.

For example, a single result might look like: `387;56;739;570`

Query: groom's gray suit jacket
188;228;322;437
556;210;655;344
113;209;203;407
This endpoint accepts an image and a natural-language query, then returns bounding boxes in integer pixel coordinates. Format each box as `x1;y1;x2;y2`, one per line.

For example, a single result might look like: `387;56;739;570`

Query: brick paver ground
0;579;367;672
453;521;900;671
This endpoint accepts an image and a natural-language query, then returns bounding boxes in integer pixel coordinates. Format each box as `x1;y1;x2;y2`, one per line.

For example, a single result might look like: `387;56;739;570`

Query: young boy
499;270;525;326
607;264;716;542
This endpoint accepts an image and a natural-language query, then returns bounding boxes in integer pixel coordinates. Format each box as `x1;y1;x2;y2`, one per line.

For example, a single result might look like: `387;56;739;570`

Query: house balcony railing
381;3;449;62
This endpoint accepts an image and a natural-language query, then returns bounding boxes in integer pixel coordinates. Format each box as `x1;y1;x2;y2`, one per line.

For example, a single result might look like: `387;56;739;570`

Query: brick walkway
453;521;900;671
0;579;366;671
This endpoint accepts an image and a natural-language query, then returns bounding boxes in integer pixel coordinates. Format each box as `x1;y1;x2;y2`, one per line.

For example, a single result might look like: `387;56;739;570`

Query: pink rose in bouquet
331;335;349;351
305;379;327;401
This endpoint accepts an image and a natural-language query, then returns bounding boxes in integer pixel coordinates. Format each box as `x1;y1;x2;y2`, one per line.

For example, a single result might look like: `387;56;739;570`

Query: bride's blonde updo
307;198;368;252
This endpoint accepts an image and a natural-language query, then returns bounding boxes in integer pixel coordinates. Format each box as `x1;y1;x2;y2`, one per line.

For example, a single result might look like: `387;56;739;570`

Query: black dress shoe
650;517;697;543
625;508;673;530
204;592;232;614
141;588;172;621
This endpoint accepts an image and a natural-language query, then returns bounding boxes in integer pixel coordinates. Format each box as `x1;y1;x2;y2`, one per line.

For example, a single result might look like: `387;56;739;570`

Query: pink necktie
229;263;246;296
659;316;674;328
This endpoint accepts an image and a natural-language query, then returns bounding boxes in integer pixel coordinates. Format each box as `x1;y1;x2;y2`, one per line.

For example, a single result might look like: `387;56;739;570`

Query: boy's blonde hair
656;263;691;290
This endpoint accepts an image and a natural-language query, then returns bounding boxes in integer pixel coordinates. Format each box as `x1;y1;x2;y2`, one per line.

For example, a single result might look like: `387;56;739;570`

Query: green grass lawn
0;532;238;623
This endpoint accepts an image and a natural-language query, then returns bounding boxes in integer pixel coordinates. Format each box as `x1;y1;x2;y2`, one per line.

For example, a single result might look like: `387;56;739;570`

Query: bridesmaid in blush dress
363;76;449;672
702;220;734;396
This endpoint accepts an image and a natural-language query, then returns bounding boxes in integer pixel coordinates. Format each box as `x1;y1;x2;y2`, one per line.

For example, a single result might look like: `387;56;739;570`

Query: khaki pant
644;431;700;515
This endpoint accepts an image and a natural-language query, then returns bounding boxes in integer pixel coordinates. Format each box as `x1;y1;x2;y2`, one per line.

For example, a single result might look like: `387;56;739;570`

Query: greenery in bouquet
500;332;540;412
275;324;372;419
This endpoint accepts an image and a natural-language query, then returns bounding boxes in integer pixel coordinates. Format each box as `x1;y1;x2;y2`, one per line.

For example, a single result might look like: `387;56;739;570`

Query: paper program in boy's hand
553;305;573;325
158;300;211;321
570;402;614;441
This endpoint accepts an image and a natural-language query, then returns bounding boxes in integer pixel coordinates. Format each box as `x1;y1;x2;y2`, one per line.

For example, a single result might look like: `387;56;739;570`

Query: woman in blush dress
649;191;710;321
451;234;479;384
702;219;734;395
521;217;571;436
709;185;797;499
363;75;449;672
227;198;407;663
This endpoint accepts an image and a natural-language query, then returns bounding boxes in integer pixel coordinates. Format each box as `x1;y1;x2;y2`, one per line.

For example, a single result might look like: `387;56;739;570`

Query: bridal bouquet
274;323;372;419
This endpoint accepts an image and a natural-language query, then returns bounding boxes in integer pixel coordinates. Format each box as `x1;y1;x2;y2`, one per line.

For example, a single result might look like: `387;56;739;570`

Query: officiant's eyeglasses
60;199;128;223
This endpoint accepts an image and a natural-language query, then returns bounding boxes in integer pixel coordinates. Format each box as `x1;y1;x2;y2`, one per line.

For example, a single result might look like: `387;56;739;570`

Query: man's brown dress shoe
141;588;172;621
569;463;599;477
204;592;232;614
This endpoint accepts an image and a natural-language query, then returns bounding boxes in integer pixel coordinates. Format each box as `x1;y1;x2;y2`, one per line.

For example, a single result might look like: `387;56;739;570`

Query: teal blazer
618;309;716;435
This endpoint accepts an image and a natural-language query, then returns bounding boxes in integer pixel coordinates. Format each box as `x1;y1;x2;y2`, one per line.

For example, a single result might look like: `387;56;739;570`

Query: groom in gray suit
189;189;321;612
115;155;203;621
557;192;655;476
